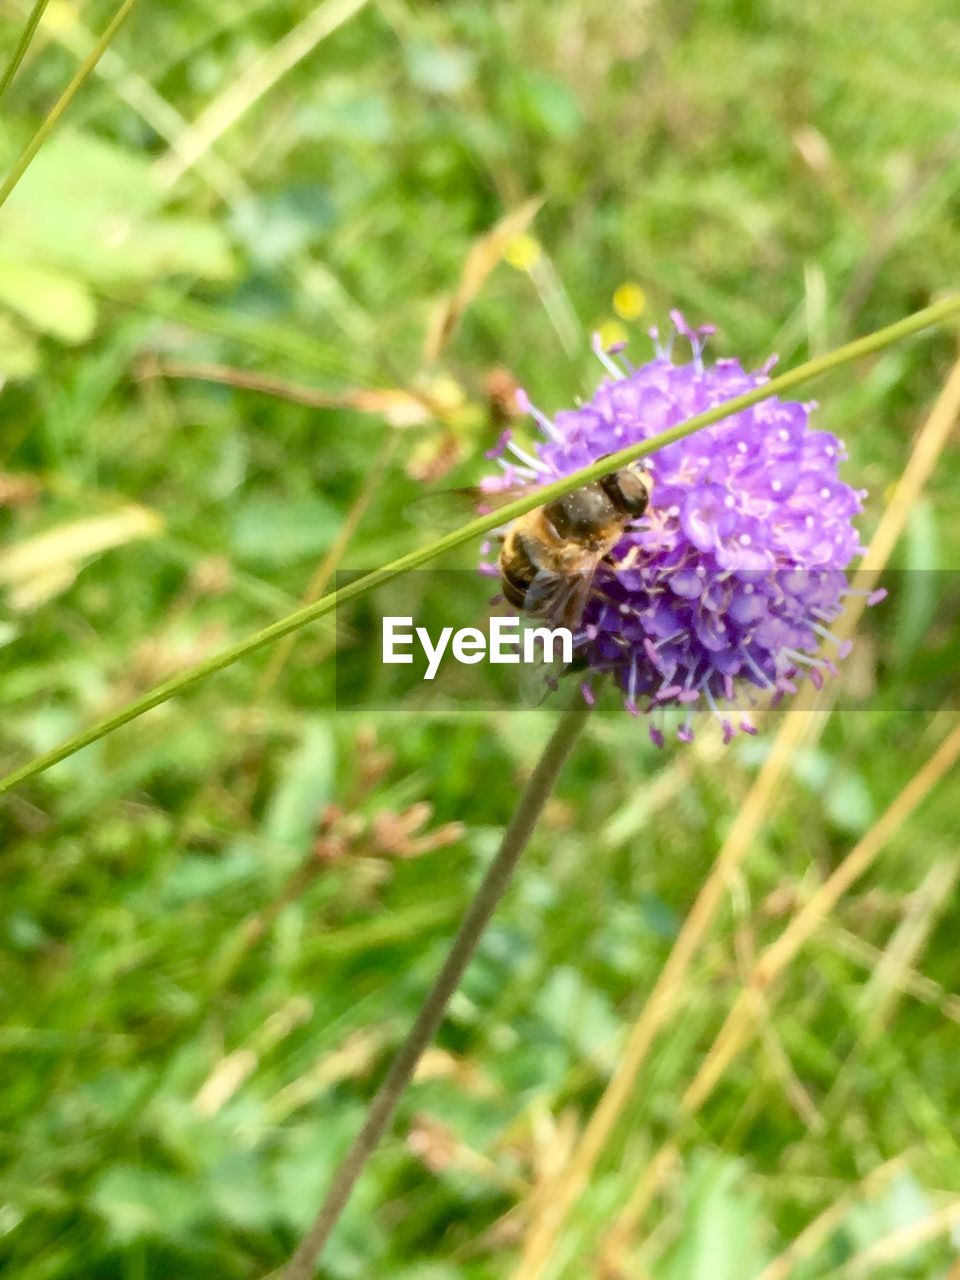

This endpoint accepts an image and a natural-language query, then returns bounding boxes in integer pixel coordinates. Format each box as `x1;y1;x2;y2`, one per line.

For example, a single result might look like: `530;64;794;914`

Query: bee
496;460;653;629
411;458;653;631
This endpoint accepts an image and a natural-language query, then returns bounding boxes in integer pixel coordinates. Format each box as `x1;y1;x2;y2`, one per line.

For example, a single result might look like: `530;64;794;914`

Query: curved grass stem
280;697;592;1280
0;294;959;798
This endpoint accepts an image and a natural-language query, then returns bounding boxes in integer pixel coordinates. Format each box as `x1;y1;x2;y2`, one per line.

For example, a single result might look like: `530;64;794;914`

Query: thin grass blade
0;0;51;98
0;0;141;211
0;295;958;797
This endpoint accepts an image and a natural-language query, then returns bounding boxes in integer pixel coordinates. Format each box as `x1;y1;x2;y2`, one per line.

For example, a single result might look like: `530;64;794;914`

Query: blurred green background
2;1;960;1276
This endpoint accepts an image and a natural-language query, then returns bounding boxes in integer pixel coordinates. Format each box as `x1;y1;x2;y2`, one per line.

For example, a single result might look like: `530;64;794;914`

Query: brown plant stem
281;698;592;1280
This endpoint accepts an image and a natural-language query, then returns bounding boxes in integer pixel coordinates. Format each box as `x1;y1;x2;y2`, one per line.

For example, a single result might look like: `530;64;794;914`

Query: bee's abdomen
499;526;544;610
501;570;529;609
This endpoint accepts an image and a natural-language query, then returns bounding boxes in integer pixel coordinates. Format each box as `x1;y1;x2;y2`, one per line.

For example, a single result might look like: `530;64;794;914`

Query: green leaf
299;92;394;144
0;257;96;343
0;310;38;378
230;496;340;567
512;71;582;137
92;1166;206;1244
264;719;336;850
206;1154;274;1230
825;769;875;835
840;1173;933;1259
656;1154;769;1280
162;846;263;906
536;967;621;1069
0;129;236;285
270;1112;367;1232
405;41;476;95
892;499;939;663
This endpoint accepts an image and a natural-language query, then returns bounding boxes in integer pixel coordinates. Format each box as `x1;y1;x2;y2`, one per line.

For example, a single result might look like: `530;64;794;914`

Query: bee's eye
622;483;650;517
604;469;650;517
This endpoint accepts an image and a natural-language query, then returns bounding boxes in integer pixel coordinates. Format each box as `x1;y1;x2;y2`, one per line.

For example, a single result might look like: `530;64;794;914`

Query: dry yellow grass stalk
512;352;960;1280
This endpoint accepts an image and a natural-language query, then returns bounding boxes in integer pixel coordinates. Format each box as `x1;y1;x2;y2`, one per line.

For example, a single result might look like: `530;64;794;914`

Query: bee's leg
583;571;648;623
593;588;643;619
606;545;641;571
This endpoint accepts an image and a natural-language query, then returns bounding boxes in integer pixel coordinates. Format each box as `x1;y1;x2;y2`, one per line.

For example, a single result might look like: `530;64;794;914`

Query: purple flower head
481;314;884;745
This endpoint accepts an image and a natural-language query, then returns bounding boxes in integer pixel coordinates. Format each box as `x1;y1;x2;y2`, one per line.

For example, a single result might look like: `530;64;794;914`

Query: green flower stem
1;294;958;798
281;697;593;1280
0;0;141;211
0;0;52;98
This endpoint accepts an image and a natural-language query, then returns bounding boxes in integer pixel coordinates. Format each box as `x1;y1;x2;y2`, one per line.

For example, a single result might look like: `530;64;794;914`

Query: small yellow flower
42;1;75;32
425;376;466;412
596;319;628;350
503;234;542;271
612;282;646;320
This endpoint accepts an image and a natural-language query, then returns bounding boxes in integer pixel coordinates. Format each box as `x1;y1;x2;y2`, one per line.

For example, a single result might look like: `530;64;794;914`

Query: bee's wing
519;567;562;616
523;564;599;632
405;481;543;531
518;633;571;705
517;610;587;706
515;569;596;707
557;568;601;632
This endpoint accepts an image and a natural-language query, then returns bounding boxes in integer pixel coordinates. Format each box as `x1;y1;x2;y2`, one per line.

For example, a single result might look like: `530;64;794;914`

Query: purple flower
481;313;884;745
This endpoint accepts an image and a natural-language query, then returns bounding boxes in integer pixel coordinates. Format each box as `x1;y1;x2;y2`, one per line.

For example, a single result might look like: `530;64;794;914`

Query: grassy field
1;1;960;1277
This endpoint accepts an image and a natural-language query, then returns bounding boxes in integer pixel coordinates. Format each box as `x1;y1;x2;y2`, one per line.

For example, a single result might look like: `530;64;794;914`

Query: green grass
1;1;959;1277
